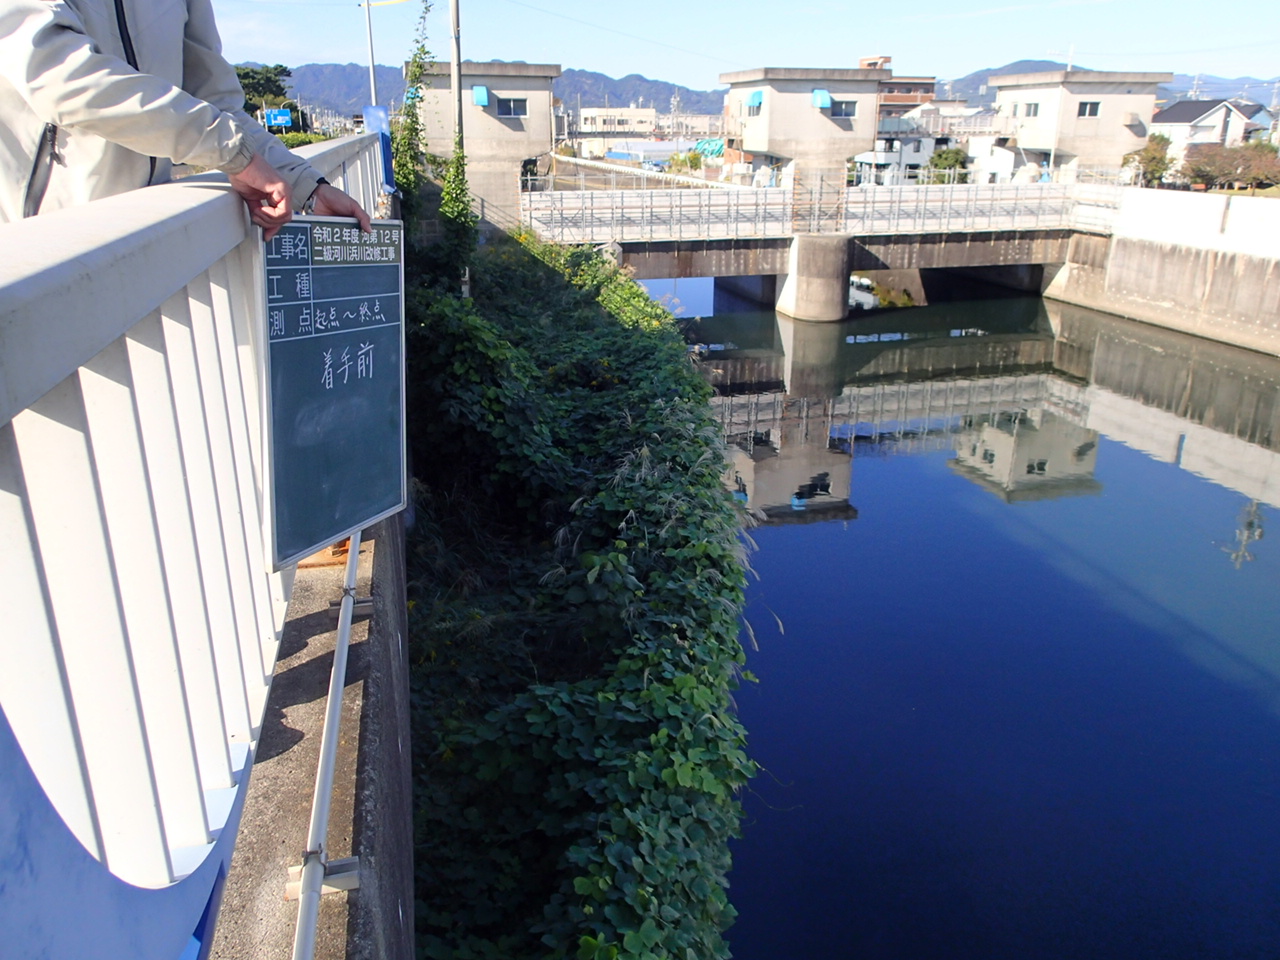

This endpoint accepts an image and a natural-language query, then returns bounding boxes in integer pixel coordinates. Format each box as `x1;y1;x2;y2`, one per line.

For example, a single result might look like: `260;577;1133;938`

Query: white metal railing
522;187;793;243
842;182;1075;234
0;134;381;958
522;181;1125;244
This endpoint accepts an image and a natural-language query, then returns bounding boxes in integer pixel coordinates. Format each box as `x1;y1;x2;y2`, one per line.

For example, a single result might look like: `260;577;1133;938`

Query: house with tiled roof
1150;99;1275;163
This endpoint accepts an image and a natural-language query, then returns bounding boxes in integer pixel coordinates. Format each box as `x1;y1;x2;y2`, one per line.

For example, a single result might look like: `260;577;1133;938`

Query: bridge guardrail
522;182;1124;244
522;187;794;243
0;134;382;960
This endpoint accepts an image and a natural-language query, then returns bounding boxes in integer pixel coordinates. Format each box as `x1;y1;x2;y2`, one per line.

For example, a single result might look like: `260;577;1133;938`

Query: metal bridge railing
522;186;794;243
0;134;382;960
522;181;1125;244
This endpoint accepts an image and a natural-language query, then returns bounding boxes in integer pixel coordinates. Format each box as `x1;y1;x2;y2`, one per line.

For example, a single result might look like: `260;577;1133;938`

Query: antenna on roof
1047;44;1075;71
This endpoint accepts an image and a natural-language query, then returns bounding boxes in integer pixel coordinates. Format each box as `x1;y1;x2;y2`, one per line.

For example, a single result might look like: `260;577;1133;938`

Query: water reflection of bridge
711;300;1280;522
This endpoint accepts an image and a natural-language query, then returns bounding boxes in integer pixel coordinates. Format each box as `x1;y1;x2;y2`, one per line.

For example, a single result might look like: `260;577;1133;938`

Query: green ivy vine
406;234;755;960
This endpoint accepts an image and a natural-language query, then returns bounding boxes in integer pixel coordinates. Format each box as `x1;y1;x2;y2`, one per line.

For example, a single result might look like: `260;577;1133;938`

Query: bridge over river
521;169;1280;356
521;178;1124;321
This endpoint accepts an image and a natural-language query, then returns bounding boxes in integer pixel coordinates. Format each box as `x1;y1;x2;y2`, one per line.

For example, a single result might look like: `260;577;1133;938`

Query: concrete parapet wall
1110;189;1280;259
1046;232;1280;358
351;516;415;960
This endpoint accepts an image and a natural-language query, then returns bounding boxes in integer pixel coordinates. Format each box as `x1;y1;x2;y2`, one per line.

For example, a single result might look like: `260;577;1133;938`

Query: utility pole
363;0;378;105
451;0;463;154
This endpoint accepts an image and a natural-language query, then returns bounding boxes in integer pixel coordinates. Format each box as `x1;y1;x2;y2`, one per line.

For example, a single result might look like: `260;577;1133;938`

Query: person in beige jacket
0;0;370;238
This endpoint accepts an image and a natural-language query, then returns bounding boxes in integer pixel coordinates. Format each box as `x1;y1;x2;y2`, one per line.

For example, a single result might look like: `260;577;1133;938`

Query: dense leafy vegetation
405;234;754;960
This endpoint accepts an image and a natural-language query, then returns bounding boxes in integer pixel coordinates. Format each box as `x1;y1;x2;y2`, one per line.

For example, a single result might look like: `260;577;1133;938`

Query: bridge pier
775;234;851;323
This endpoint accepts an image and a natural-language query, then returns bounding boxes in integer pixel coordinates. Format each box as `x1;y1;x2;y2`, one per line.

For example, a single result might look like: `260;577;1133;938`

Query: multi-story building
1150;99;1276;163
577;106;658;138
989;70;1173;174
852;122;955;184
414;60;561;229
720;67;889;184
861;57;936;120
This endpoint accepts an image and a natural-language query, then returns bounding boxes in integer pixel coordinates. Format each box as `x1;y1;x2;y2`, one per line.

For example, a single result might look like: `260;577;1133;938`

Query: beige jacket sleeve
0;0;322;206
0;0;251;171
181;0;324;205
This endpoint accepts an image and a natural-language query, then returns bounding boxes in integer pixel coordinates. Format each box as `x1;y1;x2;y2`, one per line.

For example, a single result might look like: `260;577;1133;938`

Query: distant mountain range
281;62;727;117
944;59;1071;106
286;63;408;116
275;60;1278;119
553;69;725;114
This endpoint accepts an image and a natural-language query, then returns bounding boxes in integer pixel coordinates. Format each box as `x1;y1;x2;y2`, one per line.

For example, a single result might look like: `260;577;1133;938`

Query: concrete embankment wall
1045;190;1280;358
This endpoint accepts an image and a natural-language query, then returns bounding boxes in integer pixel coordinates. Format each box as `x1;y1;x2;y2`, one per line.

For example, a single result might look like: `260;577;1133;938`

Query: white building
720;67;888;183
989;70;1173;175
414;61;561;229
852;122;955;184
577;106;658;138
1150;99;1276;163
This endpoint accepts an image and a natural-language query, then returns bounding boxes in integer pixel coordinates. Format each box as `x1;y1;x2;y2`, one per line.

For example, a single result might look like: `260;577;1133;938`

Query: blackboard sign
263;217;405;569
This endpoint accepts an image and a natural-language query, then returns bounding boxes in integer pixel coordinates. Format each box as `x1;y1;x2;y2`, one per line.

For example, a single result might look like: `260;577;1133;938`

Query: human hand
227;153;293;240
310;184;373;233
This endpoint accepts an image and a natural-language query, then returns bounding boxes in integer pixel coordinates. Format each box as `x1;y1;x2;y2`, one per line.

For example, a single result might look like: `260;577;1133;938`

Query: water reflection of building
724;398;857;524
699;298;1280;515
949;408;1101;502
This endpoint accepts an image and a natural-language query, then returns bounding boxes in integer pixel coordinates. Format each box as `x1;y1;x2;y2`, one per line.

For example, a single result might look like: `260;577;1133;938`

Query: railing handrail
0;131;382;960
1;133;380;428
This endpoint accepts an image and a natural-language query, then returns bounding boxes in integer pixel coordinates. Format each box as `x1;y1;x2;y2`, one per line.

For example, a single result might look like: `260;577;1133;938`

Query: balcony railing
0;133;382;960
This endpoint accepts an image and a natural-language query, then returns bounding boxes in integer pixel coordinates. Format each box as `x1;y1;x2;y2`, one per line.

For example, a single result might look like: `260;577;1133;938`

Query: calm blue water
648;280;1280;960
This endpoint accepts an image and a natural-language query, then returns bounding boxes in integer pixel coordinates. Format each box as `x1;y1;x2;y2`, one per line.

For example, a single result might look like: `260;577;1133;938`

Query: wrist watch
303;177;330;215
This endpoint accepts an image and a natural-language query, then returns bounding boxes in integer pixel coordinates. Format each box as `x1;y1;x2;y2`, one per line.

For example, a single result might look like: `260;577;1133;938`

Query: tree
1181;144;1241;189
235;64;291;112
1123;133;1173;187
1181;143;1279;192
923;147;969;184
1236;141;1280;194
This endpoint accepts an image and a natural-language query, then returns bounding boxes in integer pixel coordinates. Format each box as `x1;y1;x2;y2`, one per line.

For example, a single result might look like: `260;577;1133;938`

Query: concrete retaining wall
1046;190;1280;358
1046;232;1280;358
351;516;415;960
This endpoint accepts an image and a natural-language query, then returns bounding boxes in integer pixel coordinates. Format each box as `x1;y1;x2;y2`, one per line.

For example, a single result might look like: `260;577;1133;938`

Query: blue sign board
262;217;406;568
362;105;397;195
264;108;292;127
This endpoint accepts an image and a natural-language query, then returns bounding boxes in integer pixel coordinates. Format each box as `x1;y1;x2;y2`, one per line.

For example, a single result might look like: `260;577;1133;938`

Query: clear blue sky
212;0;1280;97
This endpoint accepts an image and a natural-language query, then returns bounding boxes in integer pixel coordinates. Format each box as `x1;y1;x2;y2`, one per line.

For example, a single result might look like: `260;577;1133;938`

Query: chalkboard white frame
259;215;407;571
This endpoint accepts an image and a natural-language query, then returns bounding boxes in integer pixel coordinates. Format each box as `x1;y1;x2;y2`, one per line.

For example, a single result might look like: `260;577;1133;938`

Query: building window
1012;103;1020;117
497;98;528;117
912;140;922;153
1026;459;1048;475
1077;101;1099;117
617;119;629;126
832;100;857;118
1025;102;1039;117
747;104;761;117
